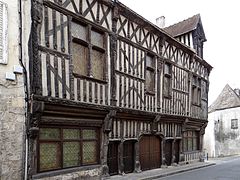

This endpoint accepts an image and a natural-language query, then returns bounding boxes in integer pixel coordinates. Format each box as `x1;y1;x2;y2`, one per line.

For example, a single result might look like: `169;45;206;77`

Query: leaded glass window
163;63;172;98
145;54;155;94
183;130;199;152
38;127;99;172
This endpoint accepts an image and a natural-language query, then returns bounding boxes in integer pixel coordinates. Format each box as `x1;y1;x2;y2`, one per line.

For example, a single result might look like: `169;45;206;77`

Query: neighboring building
204;84;240;157
0;0;212;179
0;0;29;179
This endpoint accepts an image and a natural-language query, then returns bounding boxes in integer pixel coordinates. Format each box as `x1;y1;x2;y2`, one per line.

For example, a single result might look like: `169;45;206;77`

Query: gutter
18;0;30;179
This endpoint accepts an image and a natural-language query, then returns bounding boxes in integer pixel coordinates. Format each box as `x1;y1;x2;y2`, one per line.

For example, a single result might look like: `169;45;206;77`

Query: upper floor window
231;119;238;129
163;63;172;98
38;127;99;172
72;21;106;81
192;76;201;106
145;54;155;94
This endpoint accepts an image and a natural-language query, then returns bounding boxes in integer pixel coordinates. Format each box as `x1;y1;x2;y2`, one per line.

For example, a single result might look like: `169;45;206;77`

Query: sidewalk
107;161;216;180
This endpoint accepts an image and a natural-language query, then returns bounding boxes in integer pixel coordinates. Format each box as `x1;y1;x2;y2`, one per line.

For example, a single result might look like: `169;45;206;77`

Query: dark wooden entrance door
165;140;172;166
174;140;180;164
107;141;119;175
123;141;135;173
139;136;161;171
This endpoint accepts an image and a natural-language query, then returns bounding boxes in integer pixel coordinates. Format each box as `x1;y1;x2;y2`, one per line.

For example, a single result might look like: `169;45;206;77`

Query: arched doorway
107;141;119;175
174;140;180;164
139;135;161;171
123;140;135;173
165;139;173;166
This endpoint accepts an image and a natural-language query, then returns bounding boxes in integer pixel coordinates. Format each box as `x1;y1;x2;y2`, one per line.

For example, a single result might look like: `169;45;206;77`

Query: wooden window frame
145;54;156;95
37;126;100;173
192;76;201;106
163;62;172;98
72;20;107;83
183;130;199;152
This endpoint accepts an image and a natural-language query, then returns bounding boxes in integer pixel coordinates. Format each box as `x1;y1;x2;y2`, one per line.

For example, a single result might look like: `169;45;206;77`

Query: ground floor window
38;127;99;172
183;131;199;152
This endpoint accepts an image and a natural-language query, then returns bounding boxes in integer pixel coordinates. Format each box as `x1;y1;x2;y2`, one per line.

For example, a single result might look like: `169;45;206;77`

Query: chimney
156;16;165;28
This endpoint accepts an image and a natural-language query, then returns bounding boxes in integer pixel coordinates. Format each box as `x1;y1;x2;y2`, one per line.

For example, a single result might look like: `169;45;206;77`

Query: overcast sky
119;0;240;105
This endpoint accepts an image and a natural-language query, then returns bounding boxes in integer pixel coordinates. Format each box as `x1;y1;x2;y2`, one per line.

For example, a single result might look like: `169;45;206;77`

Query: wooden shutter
0;1;7;64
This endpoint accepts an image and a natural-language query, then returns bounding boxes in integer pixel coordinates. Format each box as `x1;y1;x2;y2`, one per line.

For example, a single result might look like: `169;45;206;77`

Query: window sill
32;164;101;179
73;73;108;84
145;90;155;96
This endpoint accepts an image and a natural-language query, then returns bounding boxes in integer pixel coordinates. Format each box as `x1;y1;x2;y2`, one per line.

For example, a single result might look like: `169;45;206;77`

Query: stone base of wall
33;166;103;180
0;81;25;180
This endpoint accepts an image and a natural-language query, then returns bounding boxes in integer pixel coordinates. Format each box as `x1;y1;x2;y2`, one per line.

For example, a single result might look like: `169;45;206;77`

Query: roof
163;14;201;37
208;84;240;113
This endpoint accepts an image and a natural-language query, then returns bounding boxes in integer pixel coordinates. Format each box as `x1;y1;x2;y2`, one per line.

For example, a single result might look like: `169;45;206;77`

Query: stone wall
33;167;102;180
0;79;25;179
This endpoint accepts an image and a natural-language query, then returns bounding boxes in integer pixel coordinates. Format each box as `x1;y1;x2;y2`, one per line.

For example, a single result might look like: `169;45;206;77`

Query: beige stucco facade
0;0;30;179
204;107;240;157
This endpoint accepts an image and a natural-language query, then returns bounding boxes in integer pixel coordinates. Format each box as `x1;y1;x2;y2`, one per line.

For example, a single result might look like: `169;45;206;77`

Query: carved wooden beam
104;110;117;133
152;115;161;133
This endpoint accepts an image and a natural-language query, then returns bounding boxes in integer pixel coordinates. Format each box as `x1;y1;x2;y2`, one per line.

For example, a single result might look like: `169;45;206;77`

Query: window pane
188;138;192;151
63;129;80;139
39;128;60;140
183;138;188;151
72;22;87;41
91;49;104;80
72;42;88;76
146;55;155;68
82;141;97;164
164;63;171;75
82;130;96;139
164;77;171;96
40;143;61;171
146;70;155;92
91;30;104;48
63;142;80;168
193;138;197;151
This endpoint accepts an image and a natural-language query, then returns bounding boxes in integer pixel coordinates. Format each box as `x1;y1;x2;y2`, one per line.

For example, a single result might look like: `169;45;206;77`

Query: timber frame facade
28;0;212;179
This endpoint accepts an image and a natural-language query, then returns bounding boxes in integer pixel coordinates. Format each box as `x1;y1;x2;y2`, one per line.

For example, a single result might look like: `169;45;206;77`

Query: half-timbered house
26;0;212;179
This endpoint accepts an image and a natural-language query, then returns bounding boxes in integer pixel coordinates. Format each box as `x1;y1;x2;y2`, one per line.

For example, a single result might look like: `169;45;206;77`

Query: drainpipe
18;0;30;179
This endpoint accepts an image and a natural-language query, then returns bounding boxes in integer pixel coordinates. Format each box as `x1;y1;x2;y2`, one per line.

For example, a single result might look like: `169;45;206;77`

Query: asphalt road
159;156;240;180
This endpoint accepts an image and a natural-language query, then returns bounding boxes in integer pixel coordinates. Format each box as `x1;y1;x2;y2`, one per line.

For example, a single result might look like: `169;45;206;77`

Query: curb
141;163;216;180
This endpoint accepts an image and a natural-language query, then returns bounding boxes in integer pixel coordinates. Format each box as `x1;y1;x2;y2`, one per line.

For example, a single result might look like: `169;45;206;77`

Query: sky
119;0;240;105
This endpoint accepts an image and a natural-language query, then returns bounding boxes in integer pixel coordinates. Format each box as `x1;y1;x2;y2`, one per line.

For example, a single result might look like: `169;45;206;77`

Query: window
38;127;99;172
231;119;238;129
183;131;199;152
145;54;155;94
163;63;172;97
0;2;8;64
192;76;201;106
72;21;106;81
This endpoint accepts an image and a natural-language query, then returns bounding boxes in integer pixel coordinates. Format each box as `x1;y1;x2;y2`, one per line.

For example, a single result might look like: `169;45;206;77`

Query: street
159;156;240;180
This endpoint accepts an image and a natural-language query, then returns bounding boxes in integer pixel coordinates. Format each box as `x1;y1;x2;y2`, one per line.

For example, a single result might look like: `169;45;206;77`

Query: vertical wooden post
31;0;43;95
110;4;119;106
134;141;141;173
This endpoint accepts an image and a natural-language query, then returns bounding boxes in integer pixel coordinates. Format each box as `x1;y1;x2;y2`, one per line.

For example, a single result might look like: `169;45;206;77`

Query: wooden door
165;140;172;166
140;136;161;171
174;140;180;164
123;141;135;173
107;141;119;175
